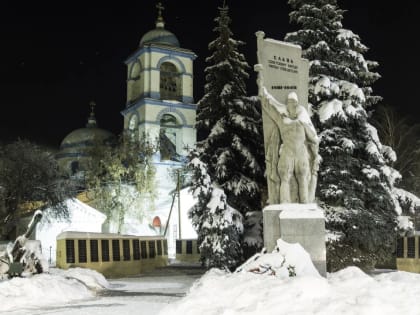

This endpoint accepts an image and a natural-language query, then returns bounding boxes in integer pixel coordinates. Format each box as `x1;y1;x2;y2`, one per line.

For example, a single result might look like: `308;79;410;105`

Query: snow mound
0;267;109;312
51;267;110;290
162;266;420;315
236;239;320;278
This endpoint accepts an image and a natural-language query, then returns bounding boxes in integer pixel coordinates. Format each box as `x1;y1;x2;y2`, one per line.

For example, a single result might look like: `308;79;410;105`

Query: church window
128;61;142;104
130;60;141;81
160;62;182;101
70;161;79;175
159;114;179;161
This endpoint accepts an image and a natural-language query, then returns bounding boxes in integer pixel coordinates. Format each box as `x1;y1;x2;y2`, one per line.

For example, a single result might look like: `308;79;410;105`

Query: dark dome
139;27;180;47
60;127;115;149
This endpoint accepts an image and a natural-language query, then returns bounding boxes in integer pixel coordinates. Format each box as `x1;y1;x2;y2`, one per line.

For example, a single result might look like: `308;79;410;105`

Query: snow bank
163;266;420;315
51;267;110;291
0;267;109;312
237;239;320;278
162;241;420;315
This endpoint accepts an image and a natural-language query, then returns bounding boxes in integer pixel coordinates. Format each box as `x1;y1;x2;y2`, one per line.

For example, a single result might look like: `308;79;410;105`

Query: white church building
45;3;198;261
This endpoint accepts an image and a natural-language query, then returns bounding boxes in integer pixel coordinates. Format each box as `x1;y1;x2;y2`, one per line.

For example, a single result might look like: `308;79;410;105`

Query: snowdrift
0;267;109;312
162;240;420;315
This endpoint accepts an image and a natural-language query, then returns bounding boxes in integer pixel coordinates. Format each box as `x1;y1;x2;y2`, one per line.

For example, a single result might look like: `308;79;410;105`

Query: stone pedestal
263;203;327;277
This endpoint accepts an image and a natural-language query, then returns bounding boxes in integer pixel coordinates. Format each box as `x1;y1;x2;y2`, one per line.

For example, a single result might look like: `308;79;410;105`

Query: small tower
121;2;197;161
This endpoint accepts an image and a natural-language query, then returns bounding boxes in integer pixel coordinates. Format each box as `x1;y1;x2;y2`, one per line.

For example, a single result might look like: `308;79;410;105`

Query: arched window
159;114;179;161
128;61;142;104
160;62;182;101
70;161;79;175
130;61;141;80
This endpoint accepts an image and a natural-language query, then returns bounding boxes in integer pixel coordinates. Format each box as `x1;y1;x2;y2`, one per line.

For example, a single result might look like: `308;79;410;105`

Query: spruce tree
195;4;265;256
188;154;243;269
285;0;400;270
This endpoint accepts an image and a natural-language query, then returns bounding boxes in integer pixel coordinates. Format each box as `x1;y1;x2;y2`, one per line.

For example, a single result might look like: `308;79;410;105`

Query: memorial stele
255;31;327;276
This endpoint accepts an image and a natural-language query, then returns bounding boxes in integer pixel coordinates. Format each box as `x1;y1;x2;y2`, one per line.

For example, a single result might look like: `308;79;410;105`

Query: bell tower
121;2;197;161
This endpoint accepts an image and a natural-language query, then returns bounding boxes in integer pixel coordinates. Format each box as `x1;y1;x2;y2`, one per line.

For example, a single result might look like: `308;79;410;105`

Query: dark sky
1;1;419;147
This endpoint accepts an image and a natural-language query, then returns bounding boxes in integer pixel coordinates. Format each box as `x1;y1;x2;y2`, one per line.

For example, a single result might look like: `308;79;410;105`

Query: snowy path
3;266;205;315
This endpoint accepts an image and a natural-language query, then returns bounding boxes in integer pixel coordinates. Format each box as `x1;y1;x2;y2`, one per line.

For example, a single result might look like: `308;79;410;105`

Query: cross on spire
156;2;164;18
87;101;97;128
155;2;165;28
89;101;96;116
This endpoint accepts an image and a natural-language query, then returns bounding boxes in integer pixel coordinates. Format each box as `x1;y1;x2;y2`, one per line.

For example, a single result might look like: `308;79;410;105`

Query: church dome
60;127;115;149
56;102;116;175
139;27;180;47
139;3;180;48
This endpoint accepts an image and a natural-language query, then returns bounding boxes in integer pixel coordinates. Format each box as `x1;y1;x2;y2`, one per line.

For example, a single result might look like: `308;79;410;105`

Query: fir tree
195;4;265;256
188;154;243;270
285;0;400;270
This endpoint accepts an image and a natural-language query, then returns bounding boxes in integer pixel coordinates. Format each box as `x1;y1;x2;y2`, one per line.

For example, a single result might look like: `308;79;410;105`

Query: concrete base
263;203;327;277
263;206;283;252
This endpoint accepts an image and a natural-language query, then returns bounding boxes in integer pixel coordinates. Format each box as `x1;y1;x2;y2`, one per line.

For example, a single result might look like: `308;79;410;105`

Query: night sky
1;1;419;148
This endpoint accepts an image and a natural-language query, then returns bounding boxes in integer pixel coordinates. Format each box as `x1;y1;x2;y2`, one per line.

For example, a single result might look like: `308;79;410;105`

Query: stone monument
255;31;326;276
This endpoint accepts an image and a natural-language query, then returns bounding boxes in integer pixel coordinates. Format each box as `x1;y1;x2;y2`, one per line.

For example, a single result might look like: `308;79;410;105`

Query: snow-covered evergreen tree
188;155;243;270
195;5;265;255
285;0;400;270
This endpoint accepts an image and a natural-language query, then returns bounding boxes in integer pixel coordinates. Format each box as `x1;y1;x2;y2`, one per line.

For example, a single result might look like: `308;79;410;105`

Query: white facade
121;31;197;159
35;199;106;264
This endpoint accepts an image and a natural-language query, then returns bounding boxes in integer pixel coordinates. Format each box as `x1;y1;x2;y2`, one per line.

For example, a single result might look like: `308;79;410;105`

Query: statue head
286;92;298;119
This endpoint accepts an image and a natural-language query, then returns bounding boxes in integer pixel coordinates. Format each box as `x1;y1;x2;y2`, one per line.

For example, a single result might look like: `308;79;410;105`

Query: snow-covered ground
0;266;201;315
163;241;420;315
3;245;420;315
163;267;420;315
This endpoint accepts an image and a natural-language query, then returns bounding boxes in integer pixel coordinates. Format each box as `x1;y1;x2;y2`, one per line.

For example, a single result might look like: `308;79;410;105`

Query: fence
56;231;168;278
175;239;200;263
396;236;420;273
